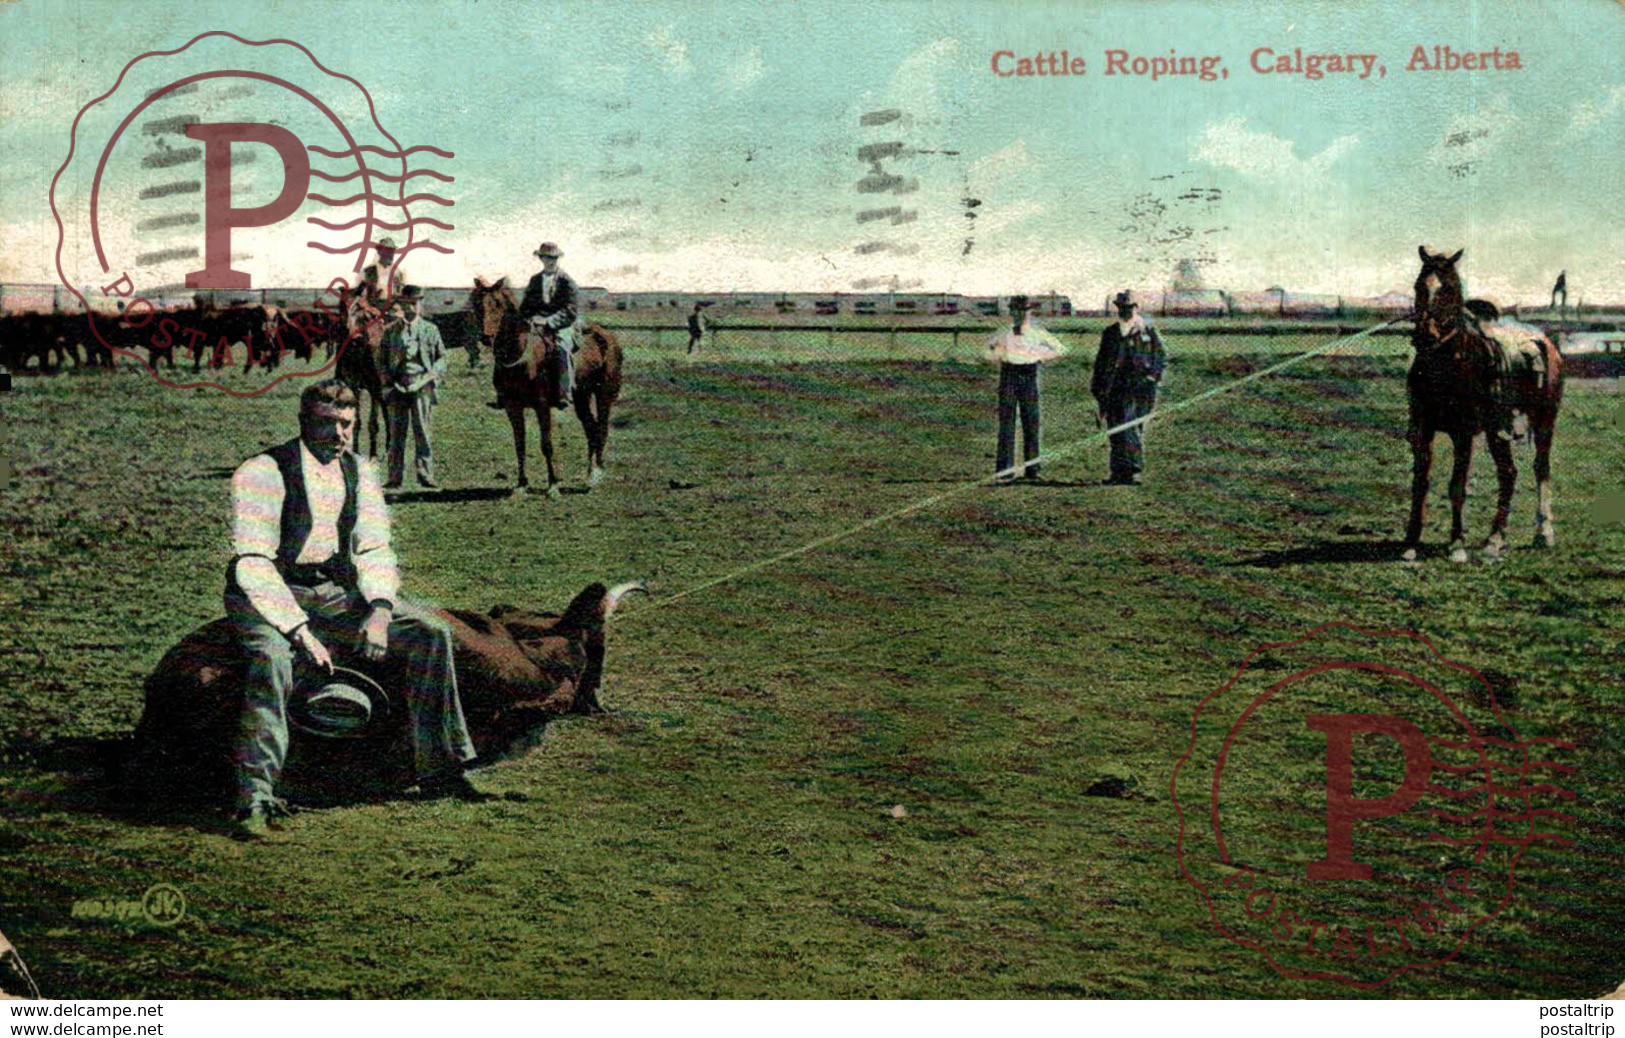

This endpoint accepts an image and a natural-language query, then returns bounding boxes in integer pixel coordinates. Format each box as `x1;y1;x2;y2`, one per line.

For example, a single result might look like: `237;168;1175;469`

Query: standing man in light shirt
226;380;482;839
1091;290;1167;486
381;285;448;491
986;295;1067;481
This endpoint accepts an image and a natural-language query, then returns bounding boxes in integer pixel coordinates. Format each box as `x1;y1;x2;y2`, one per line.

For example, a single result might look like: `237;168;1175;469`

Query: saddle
1465;301;1547;387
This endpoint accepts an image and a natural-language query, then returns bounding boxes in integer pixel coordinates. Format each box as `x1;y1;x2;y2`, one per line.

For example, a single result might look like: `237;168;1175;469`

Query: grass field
0;337;1621;998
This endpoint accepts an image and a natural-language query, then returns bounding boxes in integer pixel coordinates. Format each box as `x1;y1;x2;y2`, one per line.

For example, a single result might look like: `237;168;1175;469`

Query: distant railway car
1009;295;1072;318
1163;290;1227;317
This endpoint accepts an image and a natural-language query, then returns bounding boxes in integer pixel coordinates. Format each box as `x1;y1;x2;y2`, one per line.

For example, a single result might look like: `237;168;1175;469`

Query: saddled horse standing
1404;246;1564;562
469;277;623;496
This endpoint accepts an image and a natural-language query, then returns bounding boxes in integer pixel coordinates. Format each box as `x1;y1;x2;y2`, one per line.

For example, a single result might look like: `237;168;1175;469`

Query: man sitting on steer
490;241;578;410
226;380;486;838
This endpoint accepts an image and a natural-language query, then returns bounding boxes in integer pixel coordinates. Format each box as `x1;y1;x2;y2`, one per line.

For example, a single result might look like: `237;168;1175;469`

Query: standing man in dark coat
381;285;448;490
686;303;708;355
1091;290;1166;486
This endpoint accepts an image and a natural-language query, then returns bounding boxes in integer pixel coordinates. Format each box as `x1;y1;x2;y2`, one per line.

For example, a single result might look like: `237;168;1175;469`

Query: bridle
1413;269;1467;354
474;287;549;370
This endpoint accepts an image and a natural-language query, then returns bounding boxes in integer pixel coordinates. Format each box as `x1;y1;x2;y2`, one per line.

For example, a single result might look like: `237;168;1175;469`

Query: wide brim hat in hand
289;665;394;740
1112;290;1139;310
534;242;564;259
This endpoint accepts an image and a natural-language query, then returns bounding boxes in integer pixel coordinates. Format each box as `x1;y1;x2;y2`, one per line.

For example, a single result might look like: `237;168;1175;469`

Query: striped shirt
230;441;398;633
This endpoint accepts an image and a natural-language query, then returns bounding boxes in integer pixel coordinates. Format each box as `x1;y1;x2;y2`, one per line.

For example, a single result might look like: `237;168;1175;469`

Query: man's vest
229;438;360;592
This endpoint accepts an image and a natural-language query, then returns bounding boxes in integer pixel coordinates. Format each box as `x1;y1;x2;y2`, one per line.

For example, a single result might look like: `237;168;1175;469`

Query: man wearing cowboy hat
381;285;448;490
226;379;482;838
358;236;406;309
1091;290;1167;486
985;295;1067;481
515;241;579;409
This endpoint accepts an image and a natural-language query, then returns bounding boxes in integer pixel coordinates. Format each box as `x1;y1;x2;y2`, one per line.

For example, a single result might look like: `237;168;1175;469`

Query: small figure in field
1550;270;1567;318
687;302;709;355
985;295;1067;481
1091;290;1167;486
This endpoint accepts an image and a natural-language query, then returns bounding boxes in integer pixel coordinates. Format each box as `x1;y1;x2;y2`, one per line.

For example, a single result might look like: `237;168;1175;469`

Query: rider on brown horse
487;241;577;411
358;237;406;311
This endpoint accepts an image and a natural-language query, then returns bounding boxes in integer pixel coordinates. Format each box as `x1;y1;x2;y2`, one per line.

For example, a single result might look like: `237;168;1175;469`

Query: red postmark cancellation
1171;623;1576;988
48;32;454;396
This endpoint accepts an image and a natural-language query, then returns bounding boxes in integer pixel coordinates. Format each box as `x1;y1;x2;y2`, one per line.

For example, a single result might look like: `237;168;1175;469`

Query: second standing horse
1404;246;1564;562
469;277;623;495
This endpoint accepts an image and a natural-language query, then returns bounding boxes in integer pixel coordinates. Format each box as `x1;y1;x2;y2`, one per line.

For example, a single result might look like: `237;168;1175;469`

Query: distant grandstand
580;287;1417;318
0;283;1580;321
581;290;1074;318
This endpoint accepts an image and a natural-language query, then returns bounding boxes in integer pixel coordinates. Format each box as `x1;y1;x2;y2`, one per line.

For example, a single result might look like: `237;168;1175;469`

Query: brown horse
335;297;392;458
469;278;623;495
1404;247;1564;562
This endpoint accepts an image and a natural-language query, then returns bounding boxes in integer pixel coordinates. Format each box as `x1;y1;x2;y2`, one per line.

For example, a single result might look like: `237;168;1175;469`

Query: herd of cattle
0;295;478;375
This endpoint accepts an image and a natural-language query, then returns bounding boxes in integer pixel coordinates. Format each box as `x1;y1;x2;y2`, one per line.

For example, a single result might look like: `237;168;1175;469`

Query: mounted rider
517;241;579;410
357;236;406;310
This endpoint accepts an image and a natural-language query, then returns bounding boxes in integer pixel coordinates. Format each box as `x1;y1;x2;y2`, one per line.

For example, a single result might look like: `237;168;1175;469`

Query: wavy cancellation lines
303;141;456;265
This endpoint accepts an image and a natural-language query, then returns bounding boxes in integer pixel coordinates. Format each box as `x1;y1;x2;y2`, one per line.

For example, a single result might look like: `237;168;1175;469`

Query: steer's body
131;582;637;804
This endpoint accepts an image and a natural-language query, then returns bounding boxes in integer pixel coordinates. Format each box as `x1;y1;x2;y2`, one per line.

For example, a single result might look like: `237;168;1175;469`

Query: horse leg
507;404;528;489
1445;430;1473;563
536;404;561;497
1402;426;1433;561
1483;433;1516;558
1531;417;1556;548
594;388;614;481
574;390;600;486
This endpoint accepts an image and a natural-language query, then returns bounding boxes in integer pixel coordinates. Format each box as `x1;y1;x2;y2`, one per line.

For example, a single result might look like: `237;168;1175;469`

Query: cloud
967;138;1030;196
1190;116;1356;180
727;47;765;91
883;38;961;123
1569;84;1625;133
644;24;692;77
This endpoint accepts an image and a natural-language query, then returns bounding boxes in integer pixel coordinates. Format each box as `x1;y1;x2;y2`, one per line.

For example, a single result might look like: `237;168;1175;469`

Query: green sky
3;0;1621;302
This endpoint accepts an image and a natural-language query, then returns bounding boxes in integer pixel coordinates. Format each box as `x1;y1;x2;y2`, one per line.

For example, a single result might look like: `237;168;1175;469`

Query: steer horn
603;581;649;618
